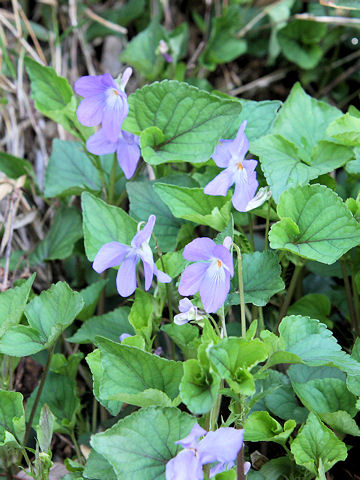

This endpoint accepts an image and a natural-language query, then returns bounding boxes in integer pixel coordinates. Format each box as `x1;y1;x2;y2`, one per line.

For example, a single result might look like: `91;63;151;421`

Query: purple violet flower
174;298;205;325
178;238;234;313
166;423;247;480
119;333;132;342
158;40;173;63
204;121;259;212
93;215;171;297
74;68;132;142
86;128;140;179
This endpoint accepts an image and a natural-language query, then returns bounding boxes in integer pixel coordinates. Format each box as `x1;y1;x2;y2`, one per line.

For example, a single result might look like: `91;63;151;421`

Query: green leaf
320;411;360;436
0;273;35;337
269;184;360;264
83;450;116;480
327;113;360;146
288;294;331;325
244;411;296;445
208;338;268;395
0;390;25;446
290;412;347;475
272;83;341;159
252;136;351;203
25;372;80;434
264;383;308;424
67;307;132;344
127;181;183;252
0;282;83;356
44;140;102;197
25;57;72;111
82;192;137;261
278;20;327;69
291;377;357;417
154;183;231;231
179;359;220;414
278;315;360;375
25;57;88;138
251;83;350;201
36;404;55;452
161;323;200;359
123;80;242;165
91;407;196;480
31;207;82;263
200;6;247;71
120;21;166;80
0;151;34;180
96;338;183;407
86;350;122;416
77;279;107;321
129;289;153;344
227;251;284;307
237;99;281;141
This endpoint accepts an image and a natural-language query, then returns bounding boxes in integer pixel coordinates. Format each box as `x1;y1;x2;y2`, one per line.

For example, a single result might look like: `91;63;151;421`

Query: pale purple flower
174;298;205;325
93;215;171;297
245;187;272;212
74;68;132;142
119;333;132;342
178;238;234;313
86;128;140;179
204;121;259;212
158;40;173;63
166;423;246;480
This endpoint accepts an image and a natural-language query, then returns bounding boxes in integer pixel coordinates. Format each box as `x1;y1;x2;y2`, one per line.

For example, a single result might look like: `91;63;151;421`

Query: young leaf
120;21;166;80
0;282;83;356
36;404;55;452
161;323;200;359
290;412;347;475
244;411;296;445
154;183;231;231
45;140;102;197
327;113;360;146
96;338;183;407
129;289;153;344
269;184;360;264
0;273;35;337
91;407;196;480
82;192;137;261
208;338;268;395
179;359;220;414
123;80;242;165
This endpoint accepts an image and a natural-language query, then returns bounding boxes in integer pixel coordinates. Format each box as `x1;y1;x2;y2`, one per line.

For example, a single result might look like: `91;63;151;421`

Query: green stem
153;235;173;323
352;273;360;331
264;200;271;251
70;430;84;465
340;260;359;335
258;306;264;334
219;305;227;338
233;243;246;337
91;396;98;434
108;153;117;204
22;447;35;476
276;265;303;333
209;380;223;431
247;213;254;251
24;345;55;446
208;315;221;337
